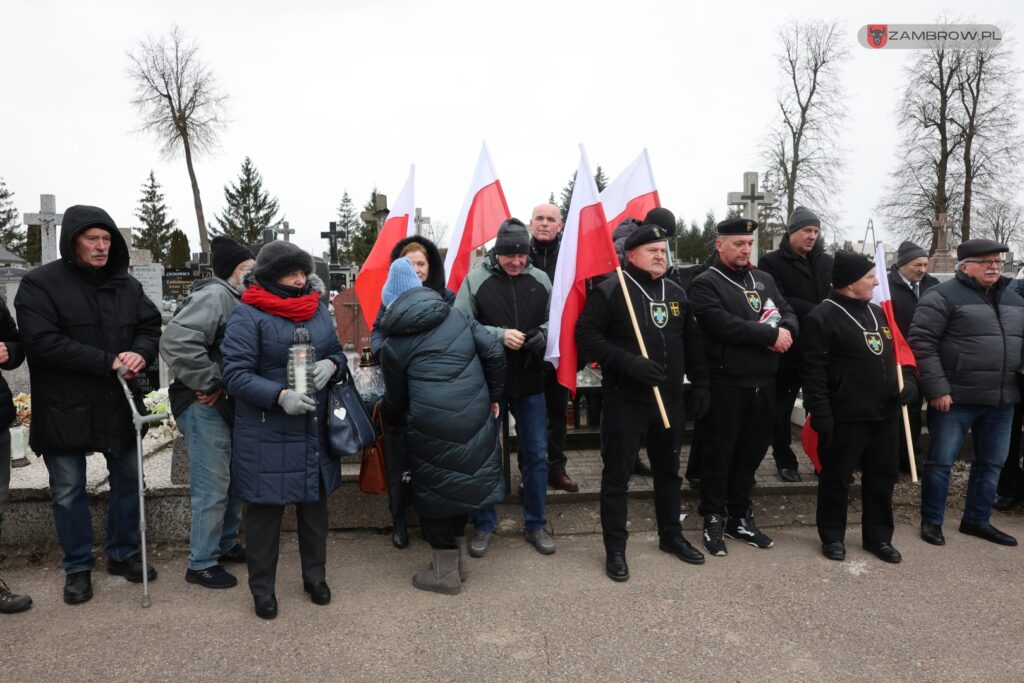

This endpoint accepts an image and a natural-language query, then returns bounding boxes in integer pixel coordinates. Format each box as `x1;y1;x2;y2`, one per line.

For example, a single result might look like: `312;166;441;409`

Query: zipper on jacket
261;410;266;423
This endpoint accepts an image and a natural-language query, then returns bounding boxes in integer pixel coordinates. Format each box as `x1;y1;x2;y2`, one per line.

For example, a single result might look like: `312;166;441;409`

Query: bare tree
127;26;228;254
977;200;1024;251
761;19;849;236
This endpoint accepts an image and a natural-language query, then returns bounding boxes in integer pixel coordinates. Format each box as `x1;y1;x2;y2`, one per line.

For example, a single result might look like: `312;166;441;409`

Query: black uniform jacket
801;291;904;422
576;263;709;404
687;254;798;388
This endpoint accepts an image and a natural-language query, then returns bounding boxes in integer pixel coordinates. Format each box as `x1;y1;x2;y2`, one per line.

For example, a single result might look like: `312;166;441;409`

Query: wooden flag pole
615;266;670;428
896;364;918;483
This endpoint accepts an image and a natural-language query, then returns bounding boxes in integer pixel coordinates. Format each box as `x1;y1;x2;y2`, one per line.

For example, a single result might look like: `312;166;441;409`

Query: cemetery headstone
23;194;63;265
133;263;165;308
726;172;775;265
163;268;197;300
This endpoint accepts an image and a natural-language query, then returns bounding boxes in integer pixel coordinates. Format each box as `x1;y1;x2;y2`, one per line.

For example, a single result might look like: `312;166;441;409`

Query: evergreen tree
335;190;359;263
548;191;556;205
350;188;382;266
558;166;607;222
213;157;282;244
0;178;26;259
133;170;176;262
593;165;609;192
166;229;191;268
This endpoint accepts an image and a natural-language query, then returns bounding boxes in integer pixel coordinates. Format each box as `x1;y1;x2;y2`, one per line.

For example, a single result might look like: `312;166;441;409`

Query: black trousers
816;418;898;545
699;383;776;517
684;416;706;482
245;493;329;596
897;397;923;474
544;367;569;474
420;514;469;550
998;390;1024;499
599;394;685;553
771;365;801;471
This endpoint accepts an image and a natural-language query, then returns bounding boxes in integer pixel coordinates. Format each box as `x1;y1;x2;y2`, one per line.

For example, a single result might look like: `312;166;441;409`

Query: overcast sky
2;0;1022;259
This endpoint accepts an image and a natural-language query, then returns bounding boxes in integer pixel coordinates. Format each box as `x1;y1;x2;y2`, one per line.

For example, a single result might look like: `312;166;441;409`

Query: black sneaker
186;565;237;589
0;579;32;613
702;514;728;556
64;570;93;605
107;555;158;583
725;510;774;549
218;543;247;564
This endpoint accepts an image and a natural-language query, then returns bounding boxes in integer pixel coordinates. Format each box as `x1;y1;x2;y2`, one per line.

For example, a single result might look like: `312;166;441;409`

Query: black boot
391;519;410;549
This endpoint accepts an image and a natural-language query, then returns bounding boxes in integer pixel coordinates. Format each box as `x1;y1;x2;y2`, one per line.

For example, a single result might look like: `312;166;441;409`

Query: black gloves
810;413;834;447
524;328;547;357
690;386;711;421
897;374;920;406
625;355;666;387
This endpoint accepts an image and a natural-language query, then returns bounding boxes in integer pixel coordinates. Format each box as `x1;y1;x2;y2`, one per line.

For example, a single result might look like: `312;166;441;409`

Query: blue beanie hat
381;257;422;308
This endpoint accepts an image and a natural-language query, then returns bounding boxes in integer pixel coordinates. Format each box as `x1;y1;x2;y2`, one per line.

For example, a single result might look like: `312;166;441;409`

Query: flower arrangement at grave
12;392;31;427
143;388;178;441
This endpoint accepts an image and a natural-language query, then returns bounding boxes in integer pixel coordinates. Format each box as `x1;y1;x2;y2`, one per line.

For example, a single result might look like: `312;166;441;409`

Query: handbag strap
372;399;386;430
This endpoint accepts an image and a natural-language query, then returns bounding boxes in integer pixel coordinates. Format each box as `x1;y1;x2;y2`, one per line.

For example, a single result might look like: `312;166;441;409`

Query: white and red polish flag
444;143;511;292
599;148;660;230
354;165;415;327
545;145;618;393
870;242;917;369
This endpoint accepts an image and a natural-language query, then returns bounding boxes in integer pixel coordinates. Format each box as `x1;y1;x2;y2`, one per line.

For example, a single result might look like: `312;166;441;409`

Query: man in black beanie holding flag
802;251;919;563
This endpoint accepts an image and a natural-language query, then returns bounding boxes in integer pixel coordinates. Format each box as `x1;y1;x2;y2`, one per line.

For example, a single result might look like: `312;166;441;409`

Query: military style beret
716;217;758;235
624;224;670;251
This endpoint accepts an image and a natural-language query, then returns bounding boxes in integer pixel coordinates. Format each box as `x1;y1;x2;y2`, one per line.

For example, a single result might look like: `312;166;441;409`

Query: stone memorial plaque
132;263;165;307
163;269;197;300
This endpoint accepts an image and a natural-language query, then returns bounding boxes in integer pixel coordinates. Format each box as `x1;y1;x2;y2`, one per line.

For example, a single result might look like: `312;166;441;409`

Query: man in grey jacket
908;238;1024;548
160;236;254;588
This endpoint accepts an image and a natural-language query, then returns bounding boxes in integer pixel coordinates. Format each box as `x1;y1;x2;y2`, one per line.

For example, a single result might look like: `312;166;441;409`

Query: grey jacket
908;270;1024;406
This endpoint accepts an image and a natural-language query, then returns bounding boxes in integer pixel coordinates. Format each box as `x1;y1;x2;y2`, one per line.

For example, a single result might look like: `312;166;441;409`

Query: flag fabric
870;242;917;369
800;417;823;474
599;148;660;231
545;145;619;393
444;143;511;293
354;165;415;327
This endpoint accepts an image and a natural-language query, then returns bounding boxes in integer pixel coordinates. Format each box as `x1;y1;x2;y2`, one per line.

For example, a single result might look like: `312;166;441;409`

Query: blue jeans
472;392;548;533
43;450;142;574
921;403;1013;527
178;402;243;570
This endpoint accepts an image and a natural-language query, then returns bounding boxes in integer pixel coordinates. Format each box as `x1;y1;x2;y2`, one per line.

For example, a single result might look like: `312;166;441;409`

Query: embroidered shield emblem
864;331;883;356
745;291;762;313
650;302;669;328
881;326;892;340
669;301;681;317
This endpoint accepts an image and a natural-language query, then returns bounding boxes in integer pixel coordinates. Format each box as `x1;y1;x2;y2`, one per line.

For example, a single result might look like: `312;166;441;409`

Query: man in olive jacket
908;238;1024;548
15;205;162;605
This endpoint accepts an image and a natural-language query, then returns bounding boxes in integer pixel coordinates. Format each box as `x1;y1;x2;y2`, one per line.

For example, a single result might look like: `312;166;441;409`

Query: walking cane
116;367;169;608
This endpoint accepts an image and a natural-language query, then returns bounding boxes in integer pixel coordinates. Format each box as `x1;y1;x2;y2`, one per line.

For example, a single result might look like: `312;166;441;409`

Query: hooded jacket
380;287;507;517
370;235;456;356
454;250;551;398
14;205;162;455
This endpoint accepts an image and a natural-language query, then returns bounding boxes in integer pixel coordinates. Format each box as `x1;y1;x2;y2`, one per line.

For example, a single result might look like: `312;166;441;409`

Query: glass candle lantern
287;326;317;396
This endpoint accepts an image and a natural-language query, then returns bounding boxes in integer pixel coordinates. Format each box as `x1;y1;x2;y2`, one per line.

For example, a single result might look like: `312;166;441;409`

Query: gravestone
0;267;28;306
276;221;295;242
727;172;775;265
163;268;197;300
132;263;165;308
333;288;371;351
23;195;63;265
929;213;958;273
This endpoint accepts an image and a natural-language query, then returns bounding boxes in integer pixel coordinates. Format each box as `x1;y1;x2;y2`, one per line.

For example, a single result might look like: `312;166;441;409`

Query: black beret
716;217;758;235
832;250;875;289
957;238;1008;261
624;224;670;251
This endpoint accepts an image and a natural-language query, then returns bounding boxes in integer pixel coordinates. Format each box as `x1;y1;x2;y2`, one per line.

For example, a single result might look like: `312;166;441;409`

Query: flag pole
614;265;670;428
896;364;918;483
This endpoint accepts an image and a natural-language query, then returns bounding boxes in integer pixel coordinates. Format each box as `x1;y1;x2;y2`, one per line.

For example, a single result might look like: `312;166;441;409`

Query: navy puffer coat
379;287;506;518
222;294;348;506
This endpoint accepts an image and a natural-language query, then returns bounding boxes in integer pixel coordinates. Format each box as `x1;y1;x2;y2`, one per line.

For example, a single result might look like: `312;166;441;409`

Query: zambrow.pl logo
858;24;1002;49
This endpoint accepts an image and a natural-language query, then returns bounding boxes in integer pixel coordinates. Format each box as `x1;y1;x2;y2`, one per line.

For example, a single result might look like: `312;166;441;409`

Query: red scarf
242;284;320;322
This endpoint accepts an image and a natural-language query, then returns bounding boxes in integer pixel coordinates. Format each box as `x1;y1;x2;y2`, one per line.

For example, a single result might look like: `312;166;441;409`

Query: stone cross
727;172;775;265
414;208;431;237
360;194;389;235
276;221;295;242
23;194;63;265
321;221;342;266
933;213;953;252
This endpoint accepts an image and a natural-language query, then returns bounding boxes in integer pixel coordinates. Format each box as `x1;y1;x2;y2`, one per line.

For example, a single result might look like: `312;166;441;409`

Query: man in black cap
802;251;919;563
909;238;1024;547
888;240;939;472
577;219;710;581
455;218;555;557
14;205;162;604
160;236;254;589
759;206;833;482
688;218;798;556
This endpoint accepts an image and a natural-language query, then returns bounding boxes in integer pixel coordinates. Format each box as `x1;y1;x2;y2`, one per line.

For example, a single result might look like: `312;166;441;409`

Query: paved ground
1;516;1021;682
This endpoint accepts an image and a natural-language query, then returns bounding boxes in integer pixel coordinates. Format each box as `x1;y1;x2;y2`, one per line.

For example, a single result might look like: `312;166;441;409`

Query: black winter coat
887;265;939;339
370;235;456;357
0;300;25;429
801;292;905;422
380;287;507;518
759;239;833;369
908;270;1024;406
577;263;709;404
688;255;798;387
530;234;561;284
15;206;162;455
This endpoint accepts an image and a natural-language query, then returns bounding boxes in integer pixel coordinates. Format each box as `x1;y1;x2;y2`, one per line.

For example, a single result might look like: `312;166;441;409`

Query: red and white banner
599;148;660;231
444;143;511;292
545;145;618;393
354;165;415;327
870;242;917;369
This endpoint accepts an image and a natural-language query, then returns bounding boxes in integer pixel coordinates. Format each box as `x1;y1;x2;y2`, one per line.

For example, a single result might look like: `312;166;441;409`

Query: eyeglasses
964;259;1005;267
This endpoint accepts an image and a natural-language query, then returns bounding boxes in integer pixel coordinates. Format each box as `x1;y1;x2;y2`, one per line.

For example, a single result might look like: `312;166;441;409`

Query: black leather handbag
328;377;376;458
